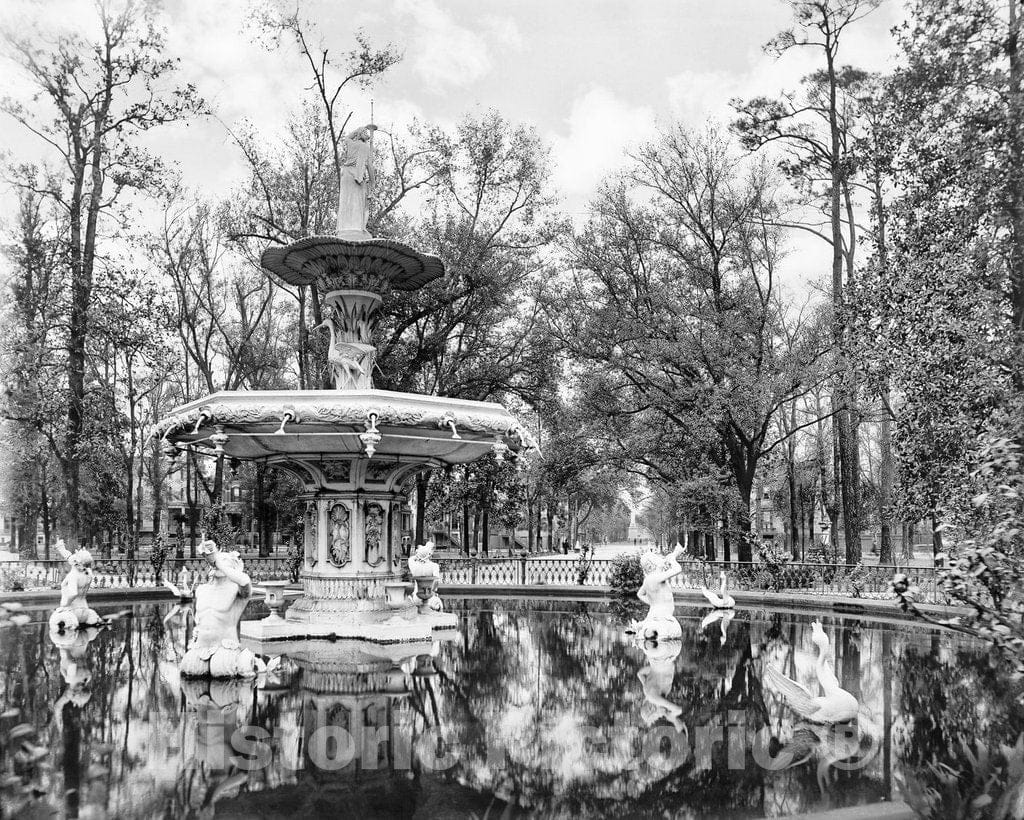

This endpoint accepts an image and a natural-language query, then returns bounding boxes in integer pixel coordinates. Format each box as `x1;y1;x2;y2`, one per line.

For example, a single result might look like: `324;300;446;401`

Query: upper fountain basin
261;235;445;293
155;389;535;465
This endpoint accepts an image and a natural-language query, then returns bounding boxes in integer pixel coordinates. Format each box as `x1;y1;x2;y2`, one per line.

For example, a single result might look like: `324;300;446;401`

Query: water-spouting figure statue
180;539;265;678
628;544;684;640
701;571;735;609
763;621;859;723
48;539;102;632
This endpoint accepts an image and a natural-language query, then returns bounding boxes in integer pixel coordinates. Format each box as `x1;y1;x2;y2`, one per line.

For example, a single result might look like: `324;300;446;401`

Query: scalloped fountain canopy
156;215;533;644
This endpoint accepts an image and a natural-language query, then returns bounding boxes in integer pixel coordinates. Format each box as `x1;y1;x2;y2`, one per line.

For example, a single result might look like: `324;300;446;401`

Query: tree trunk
64;161;87;546
721;511;730;563
878;403;895;564
736;477;754;563
150;435;163;541
481;507;490;556
41;467;50;560
462;503;471;556
414;472;428;545
125;432;135;562
255;465;268;557
298;285;309;389
186;452;198;558
1007;0;1024;344
824;27;862;566
788;434;800;559
903;521;915;562
527;495;535;553
930;512;943;564
829;418;842;562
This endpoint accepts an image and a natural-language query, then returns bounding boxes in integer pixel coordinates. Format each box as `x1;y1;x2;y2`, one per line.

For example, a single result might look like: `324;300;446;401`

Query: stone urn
411;575;439;613
384;581;413;609
260;581;289;621
412;653;438;679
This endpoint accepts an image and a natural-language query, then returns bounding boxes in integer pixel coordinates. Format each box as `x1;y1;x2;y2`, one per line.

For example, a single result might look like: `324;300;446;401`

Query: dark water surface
1;597;1020;819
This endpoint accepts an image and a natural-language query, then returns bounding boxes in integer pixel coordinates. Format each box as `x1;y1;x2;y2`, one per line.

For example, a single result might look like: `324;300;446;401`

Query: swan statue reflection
700;608;735;646
701;571;735;609
763;620;859;723
760;718;878;798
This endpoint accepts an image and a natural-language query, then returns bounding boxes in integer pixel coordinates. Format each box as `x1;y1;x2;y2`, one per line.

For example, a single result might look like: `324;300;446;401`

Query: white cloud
482;15;525;51
549;87;657;219
394;0;494;91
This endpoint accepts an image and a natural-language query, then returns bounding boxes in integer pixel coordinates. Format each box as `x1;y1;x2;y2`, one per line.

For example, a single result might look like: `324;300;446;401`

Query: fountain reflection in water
3;601;1018;819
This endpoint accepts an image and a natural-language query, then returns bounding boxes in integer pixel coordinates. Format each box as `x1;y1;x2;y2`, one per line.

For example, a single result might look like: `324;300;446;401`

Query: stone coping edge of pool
437;583;970;621
788;801;914;820
2;583;967;625
1;586;177;605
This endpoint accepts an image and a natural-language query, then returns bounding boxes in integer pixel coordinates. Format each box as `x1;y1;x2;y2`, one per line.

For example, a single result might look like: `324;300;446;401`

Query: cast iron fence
435;557;945;604
0;557;293;591
0;555;943;605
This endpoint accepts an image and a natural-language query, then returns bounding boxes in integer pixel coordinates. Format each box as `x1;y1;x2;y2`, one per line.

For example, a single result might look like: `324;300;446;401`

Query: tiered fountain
155;123;534;646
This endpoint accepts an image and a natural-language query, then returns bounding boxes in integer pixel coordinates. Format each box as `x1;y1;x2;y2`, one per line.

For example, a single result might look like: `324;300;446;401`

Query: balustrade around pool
0;555;944;604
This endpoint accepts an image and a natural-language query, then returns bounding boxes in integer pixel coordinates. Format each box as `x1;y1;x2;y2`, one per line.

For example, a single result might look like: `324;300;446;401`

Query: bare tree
2;0;203;544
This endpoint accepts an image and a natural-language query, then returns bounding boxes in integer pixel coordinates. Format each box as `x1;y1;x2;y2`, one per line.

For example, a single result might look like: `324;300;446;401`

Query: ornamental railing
0;554;944;606
435;557;945;605
0;557;294;592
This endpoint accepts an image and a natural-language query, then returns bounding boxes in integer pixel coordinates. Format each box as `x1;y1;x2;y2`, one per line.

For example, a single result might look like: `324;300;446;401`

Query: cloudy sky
2;0;906;288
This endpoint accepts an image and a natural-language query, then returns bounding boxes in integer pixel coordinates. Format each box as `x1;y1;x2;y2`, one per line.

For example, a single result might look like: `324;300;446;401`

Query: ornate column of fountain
155;123;535;645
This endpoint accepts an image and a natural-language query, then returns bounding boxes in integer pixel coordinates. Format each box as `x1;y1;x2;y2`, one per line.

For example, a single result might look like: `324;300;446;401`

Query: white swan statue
701;571;735;609
763;621;859;723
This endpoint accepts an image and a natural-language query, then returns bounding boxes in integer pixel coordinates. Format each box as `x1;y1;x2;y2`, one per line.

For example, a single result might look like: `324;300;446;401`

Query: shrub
895;426;1024;686
285;541;303;584
755;543;792;591
576;555;592;585
200;504;239;550
609;553;644;599
149;534;169;582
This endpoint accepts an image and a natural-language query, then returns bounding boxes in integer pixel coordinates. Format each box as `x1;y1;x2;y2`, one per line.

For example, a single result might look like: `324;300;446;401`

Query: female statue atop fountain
180;538;263;678
336;124;378;237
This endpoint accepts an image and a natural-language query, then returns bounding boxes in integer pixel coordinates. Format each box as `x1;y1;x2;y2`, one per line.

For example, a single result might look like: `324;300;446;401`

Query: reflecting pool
1;598;1021;818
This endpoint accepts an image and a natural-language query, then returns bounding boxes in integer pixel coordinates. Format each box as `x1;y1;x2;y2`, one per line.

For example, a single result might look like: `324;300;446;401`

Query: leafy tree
732;0;883;562
550;127;829;561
